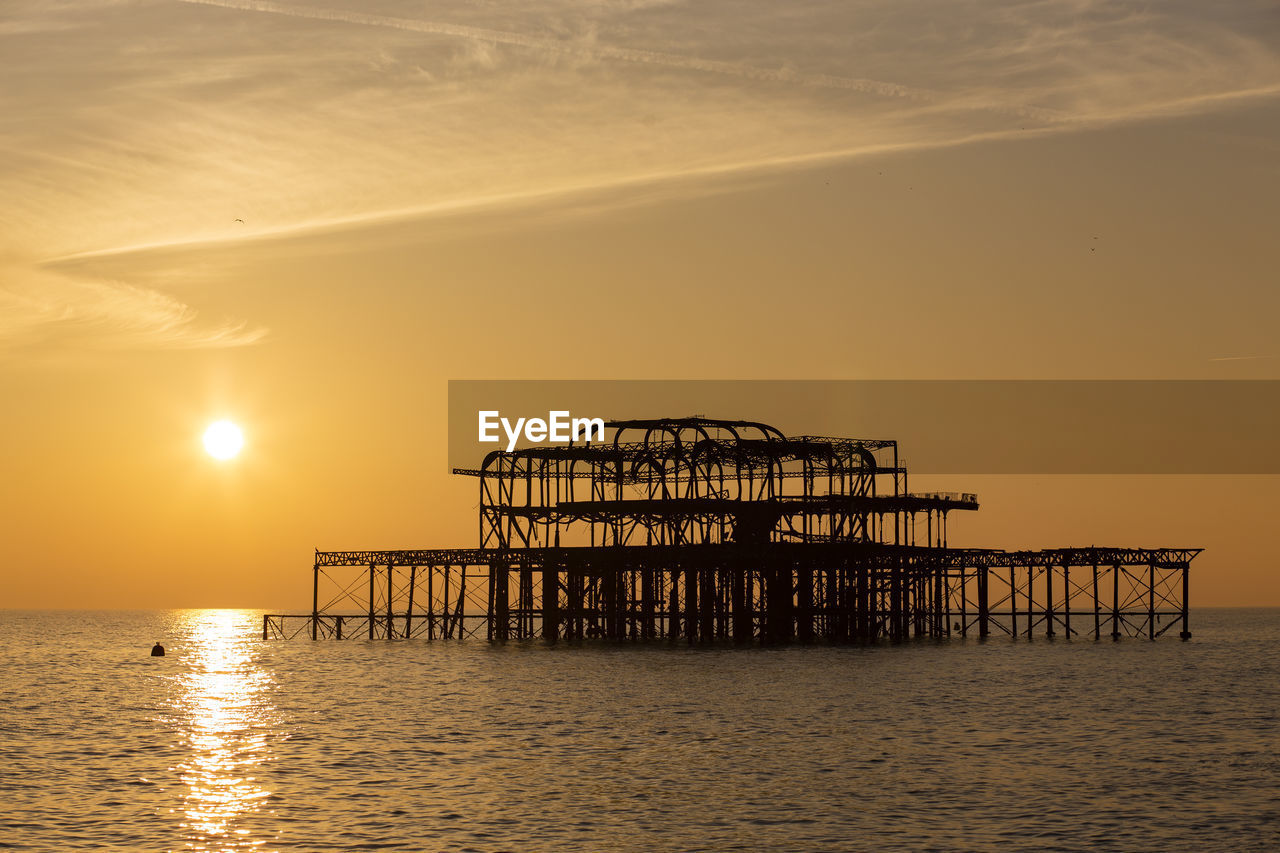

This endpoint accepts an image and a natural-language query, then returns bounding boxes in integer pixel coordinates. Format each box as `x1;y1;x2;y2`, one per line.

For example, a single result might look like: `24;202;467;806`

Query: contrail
43;124;1062;264
176;0;928;100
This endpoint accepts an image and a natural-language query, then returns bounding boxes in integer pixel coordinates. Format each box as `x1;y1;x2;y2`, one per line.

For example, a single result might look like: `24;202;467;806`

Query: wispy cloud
2;0;1278;353
40;122;1066;264
0;264;267;352
178;0;930;101
1209;355;1277;362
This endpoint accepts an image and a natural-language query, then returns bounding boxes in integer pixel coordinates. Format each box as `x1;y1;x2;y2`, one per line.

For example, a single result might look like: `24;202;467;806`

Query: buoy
151;642;165;657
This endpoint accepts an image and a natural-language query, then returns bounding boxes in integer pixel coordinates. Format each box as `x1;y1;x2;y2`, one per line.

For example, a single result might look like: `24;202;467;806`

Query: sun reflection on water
174;610;276;851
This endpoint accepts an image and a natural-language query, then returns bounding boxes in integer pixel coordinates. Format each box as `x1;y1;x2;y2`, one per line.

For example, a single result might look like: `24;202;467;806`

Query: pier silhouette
265;418;1198;643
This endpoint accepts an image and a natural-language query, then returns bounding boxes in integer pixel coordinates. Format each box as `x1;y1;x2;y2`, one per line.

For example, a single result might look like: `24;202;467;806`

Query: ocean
2;609;1276;852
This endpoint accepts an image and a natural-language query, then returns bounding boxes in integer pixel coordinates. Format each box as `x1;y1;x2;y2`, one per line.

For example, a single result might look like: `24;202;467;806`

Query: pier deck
263;544;1198;643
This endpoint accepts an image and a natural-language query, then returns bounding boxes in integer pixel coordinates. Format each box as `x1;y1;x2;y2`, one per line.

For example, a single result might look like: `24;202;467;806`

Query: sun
203;420;244;460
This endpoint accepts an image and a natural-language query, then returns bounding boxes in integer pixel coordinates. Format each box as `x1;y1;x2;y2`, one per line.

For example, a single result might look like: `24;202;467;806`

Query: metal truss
458;417;969;551
265;418;1201;644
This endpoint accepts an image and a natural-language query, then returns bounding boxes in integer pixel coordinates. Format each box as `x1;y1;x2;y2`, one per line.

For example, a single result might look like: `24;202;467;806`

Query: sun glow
175;610;275;848
203;421;244;460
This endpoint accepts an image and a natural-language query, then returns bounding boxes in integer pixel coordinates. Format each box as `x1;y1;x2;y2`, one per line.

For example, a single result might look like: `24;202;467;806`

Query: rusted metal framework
265;418;1199;643
467;418;932;549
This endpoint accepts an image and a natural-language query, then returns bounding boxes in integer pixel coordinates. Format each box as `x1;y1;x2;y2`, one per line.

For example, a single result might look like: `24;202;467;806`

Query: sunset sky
2;0;1278;608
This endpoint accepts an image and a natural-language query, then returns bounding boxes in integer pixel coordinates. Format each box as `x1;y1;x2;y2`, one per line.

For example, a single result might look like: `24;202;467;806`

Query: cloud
1;0;1277;354
176;0;929;100
0;263;267;352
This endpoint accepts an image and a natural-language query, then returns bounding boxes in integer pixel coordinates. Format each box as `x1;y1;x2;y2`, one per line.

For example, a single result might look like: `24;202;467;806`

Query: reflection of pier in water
265;418;1200;643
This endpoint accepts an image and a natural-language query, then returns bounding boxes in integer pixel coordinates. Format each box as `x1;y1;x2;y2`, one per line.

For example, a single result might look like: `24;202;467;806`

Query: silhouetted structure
265;418;1199;643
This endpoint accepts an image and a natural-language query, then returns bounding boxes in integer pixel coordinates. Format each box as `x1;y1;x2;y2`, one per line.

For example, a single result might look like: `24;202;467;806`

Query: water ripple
0;609;1278;851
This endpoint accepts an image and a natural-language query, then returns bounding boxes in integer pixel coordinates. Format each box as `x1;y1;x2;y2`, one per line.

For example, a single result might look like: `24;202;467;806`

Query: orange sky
1;0;1278;608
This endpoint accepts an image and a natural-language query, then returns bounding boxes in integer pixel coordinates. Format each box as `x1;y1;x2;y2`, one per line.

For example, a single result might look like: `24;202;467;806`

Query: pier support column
427;565;436;640
765;561;794;643
827;567;843;641
405;565;416;639
641;567;655;640
1111;563;1122;640
516;566;531;638
732;567;751;644
856;563;869;641
1062;564;1071;639
571;570;584;640
889;559;903;642
602;568;616;638
1009;565;1017;638
797;566;814;644
668;571;680;641
486;562;494;641
614;568;628;640
1092;563;1100;639
934;563;944;638
1179;562;1191;640
560;569;573;639
386;563;395;640
684;564;699;644
1148;561;1156;641
493;562;509;641
368;561;376;640
699;566;715;643
541;561;559;642
1044;562;1055;638
977;566;989;639
1025;565;1034;639
311;561;319;641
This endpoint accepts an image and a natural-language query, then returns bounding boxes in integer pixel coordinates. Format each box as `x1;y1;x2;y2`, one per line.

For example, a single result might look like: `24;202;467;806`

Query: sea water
1;609;1276;851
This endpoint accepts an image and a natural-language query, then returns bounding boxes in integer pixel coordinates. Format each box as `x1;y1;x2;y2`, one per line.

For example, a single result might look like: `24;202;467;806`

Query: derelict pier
265;418;1199;643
